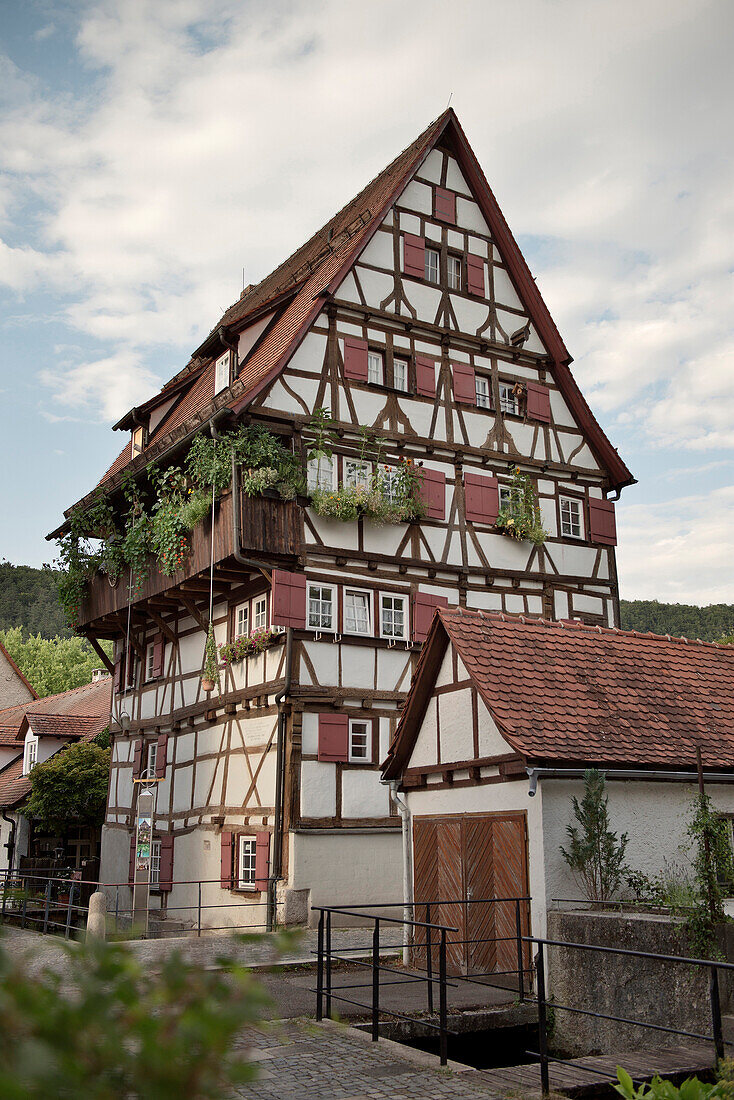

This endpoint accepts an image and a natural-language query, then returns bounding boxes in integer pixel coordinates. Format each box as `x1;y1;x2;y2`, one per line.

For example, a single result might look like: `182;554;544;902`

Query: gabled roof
383;609;734;778
57;109;632;525
0;640;38;703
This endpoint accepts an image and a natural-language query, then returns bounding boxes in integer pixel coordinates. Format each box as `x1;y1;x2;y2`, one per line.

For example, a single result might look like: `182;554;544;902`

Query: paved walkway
231;1018;507;1100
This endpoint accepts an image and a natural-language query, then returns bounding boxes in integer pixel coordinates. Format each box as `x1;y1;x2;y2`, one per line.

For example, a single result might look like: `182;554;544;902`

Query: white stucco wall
290;828;403;924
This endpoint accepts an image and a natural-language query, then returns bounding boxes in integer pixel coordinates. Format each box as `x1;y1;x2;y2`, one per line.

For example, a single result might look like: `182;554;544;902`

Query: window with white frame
144;741;158;780
447;254;462;291
498;382;519;416
475;375;491;409
349;719;371;763
380;593;407;640
125;652;140;690
131;425;145;456
499;484;513;510
344;589;372;635
145;642;156;682
238;836;257;889
344;458;371;489
393;357;409;392
367;350;384;386
308;584;334;630
425;247;440;284
307;455;335;492
214;351;231;394
253;595;268;630
150;839;161;888
380;465;398;504
23;737;38;775
235;602;249;639
560;496;584;539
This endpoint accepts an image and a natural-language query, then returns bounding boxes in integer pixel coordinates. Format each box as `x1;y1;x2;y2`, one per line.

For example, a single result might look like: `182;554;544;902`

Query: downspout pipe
270;627;294;931
527;765;734;796
218;326;238;358
387;780;413;966
1;809;16;873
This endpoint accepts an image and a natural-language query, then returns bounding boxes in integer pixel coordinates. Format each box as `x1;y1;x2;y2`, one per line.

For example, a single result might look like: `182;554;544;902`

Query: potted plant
201;623;219;693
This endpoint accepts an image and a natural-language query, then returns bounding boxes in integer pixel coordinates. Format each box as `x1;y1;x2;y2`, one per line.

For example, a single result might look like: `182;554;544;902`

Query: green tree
0;561;71;638
0;627;112;697
0;937;267;1098
561;769;629;902
22;741;111;835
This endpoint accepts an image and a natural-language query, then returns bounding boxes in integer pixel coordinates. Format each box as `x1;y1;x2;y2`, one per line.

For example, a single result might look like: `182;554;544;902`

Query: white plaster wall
301;760;336;817
290;828;402;920
0;812;29;871
342;770;391;818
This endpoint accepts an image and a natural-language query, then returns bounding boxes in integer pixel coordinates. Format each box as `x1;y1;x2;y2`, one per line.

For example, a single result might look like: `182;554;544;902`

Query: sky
0;0;733;605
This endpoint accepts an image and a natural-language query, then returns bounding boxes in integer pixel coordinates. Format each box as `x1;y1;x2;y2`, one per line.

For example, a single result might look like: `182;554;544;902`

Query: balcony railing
77;491;302;629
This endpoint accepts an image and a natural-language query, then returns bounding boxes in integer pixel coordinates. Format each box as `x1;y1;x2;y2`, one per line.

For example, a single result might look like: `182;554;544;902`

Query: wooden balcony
77;490;302;631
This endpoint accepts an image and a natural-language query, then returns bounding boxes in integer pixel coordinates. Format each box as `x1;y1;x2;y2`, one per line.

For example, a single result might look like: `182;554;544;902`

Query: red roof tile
0;756;29;808
383;610;734;777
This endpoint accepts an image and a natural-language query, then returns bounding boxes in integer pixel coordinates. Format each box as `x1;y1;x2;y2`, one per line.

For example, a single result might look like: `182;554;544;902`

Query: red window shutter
434;187;456;224
129;834;136;885
343;337;368;381
412;592;450;643
415;354;436;397
132;740;143;779
464;473;499;524
452;362;476;405
255;832;270;892
318;713;349;762
151;635;164;678
220;832;234;888
419;468;446;521
403;233;425;279
466;254;485;297
588;498;618;546
159;835;174;892
155;733;168;778
271;570;307;629
526;382;551;423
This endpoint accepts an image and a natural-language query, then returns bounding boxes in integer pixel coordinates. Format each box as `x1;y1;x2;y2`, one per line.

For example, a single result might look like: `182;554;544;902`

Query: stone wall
547;909;734;1056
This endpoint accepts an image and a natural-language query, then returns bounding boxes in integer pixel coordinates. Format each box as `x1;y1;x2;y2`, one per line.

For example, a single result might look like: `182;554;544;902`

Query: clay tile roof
24;714;106;741
383;610;734;778
0;677;112;744
0;756;29;809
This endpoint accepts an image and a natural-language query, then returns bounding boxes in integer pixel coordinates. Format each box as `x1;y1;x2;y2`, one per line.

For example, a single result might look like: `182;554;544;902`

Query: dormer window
214;351;232;395
23;736;38;776
131;425;145;456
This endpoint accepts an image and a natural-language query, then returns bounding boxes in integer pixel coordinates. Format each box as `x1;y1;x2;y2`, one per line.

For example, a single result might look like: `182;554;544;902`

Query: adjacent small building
0;677;112;872
382;608;734;964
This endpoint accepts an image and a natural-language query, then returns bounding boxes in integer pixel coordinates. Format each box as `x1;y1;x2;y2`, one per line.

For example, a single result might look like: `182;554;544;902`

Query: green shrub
615;1066;730;1099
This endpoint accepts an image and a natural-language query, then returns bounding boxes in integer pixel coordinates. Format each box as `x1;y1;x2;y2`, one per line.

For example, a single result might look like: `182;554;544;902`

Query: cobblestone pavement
232;1018;509;1100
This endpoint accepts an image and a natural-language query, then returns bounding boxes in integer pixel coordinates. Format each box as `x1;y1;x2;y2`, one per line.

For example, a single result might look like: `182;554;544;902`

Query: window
235;602;249;639
425;247;440;284
308;584;334;630
393;358;409;392
447;254;462;291
381;465;399;504
380;594;407;640
344;589;372;635
253;595;268;631
499;484;513;510
307;455;335;492
125;652;140;690
24;737;37;775
367;350;384;386
131;425;145;456
150;839;161;888
475;375;491;409
349;719;371;763
145;642;156;682
144;741;158;780
499;382;519;416
214;351;231;394
344;459;371;489
238;836;257;889
560;496;584;539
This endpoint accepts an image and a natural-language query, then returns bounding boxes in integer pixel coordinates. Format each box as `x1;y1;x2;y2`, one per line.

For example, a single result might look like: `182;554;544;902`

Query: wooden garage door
413;812;529;977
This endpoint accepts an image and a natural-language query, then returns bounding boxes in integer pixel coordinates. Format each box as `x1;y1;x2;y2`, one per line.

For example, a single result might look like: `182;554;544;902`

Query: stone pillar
86;890;107;942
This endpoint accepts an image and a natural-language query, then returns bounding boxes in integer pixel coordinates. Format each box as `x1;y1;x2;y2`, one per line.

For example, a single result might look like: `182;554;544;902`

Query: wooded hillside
0;561;70;638
619;600;734;642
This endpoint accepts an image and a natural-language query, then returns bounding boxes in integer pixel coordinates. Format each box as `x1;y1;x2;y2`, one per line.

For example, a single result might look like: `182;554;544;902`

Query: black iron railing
526;935;732;1096
312;896;533;1066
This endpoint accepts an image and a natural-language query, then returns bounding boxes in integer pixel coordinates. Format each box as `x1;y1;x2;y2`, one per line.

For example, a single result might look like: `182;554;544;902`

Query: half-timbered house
51;109;633;930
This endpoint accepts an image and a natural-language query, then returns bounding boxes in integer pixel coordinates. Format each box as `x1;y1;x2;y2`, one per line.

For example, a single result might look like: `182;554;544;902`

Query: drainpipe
218;326;238;359
388;780;413;966
1;810;16;873
527;765;734;796
270;628;294;931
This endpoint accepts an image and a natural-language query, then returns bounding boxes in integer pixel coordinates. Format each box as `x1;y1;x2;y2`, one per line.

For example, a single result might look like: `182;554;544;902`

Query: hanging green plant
310;457;426;525
495;466;548;546
201;623;220;692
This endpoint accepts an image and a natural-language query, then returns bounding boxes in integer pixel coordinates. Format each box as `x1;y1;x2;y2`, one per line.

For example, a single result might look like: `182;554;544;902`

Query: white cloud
40;349;160;421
